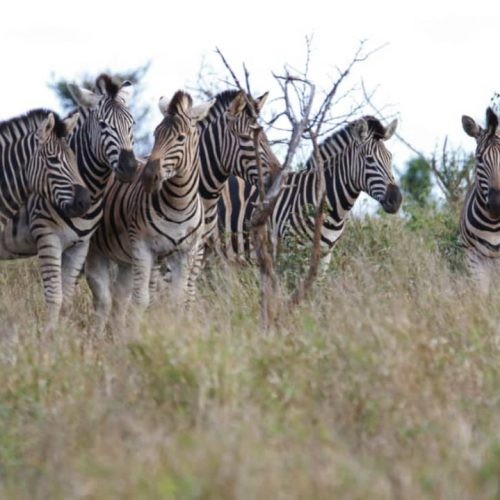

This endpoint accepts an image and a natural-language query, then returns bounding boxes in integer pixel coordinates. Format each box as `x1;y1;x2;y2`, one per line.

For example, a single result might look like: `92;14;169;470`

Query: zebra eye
177;134;186;142
99;120;108;130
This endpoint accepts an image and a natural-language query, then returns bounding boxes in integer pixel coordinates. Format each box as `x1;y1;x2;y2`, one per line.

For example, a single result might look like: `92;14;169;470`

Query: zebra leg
466;248;492;295
185;242;205;307
164;250;190;308
128;241;154;333
60;239;90;317
318;252;332;278
104;263;133;339
148;263;161;304
85;246;113;337
36;233;64;332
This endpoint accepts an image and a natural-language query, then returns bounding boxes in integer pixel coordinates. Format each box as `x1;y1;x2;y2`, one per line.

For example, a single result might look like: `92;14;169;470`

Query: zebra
0;74;137;329
0;108;90;222
152;89;281;289
460;107;500;293
85;90;212;335
217;115;402;271
196;89;281;246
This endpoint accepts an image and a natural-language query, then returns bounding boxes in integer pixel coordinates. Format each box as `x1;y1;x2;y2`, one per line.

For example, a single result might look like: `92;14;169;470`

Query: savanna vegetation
1;171;500;498
1;49;500;498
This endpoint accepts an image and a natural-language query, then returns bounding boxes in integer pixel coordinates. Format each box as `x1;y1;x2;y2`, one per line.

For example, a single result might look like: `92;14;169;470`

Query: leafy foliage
400;156;433;207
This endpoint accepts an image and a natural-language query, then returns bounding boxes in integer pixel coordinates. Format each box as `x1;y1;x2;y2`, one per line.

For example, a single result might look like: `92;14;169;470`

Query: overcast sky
1;0;499;177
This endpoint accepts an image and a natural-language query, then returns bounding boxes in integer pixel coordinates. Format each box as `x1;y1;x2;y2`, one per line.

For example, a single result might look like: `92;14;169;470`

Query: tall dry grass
1;212;500;499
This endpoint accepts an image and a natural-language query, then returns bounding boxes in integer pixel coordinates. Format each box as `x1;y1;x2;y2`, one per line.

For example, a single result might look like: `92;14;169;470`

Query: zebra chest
142;221;199;255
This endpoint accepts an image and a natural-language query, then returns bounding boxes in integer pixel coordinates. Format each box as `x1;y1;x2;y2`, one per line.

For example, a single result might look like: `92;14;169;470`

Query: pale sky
1;0;499;177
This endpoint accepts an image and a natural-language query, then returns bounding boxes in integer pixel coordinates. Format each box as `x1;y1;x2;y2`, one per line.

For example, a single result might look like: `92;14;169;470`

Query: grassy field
1;210;500;499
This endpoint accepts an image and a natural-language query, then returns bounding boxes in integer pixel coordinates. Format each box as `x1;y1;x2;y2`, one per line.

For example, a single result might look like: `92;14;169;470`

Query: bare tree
215;39;383;330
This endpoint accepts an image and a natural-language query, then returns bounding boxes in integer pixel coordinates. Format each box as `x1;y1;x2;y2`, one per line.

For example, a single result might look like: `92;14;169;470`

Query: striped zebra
460;107;500;292
0;74;137;329
217;115;402;270
85;90;211;335
0;109;90;222
151;89;280;292
197;89;281;246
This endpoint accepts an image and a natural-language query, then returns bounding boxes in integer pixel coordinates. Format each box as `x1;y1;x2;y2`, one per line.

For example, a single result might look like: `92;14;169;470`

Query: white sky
1;0;499;177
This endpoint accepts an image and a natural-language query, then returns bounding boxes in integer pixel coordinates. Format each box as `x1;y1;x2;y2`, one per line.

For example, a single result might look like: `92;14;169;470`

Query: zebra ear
158;96;170;117
383;119;398;140
36;112;56;144
117;81;133;106
63;112;80;136
462;115;481;138
160;91;193;117
68;84;101;110
189;99;216;122
486;107;499;136
254;92;269;114
352;119;369;142
228;91;247;117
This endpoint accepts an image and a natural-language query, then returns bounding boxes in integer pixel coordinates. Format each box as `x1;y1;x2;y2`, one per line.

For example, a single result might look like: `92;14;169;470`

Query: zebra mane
0;109;67;139
363;116;387;139
302;116;389;172
207;89;254;119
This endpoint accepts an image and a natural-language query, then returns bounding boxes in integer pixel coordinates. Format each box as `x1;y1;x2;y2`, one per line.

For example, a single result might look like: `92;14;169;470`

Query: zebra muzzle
63;184;91;218
116;149;138;183
381;184;402;214
141;159;161;193
486;187;500;219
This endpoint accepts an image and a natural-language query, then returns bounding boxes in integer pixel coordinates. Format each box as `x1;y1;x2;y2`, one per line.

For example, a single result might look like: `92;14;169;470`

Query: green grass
1;210;500;499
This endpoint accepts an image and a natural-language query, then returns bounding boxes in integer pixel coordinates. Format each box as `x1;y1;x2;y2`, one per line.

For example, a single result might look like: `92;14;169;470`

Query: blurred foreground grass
1;210;500;499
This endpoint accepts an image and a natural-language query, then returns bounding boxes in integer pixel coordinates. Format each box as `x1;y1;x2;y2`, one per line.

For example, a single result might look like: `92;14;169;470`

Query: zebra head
221;90;281;189
353;116;402;214
32;112;91;218
462;107;500;218
141;91;214;193
68;74;138;182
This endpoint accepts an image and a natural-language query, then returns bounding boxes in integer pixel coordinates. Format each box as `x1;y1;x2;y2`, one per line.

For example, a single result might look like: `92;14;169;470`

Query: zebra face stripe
463;108;500;218
142;92;200;194
222;94;281;189
360;135;401;213
32;133;91;218
96;100;137;182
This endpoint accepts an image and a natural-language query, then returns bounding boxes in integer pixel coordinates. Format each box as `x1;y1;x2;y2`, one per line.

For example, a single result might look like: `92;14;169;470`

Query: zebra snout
64;184;91;218
381;184;402;214
486;188;500;219
116;149;138;183
141;159;161;193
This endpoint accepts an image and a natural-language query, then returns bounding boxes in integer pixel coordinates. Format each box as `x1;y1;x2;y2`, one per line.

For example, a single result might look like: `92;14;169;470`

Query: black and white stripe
460;107;500;292
0;75;137;329
197;90;280;246
0;108;89;221
85;91;211;335
218;116;401;268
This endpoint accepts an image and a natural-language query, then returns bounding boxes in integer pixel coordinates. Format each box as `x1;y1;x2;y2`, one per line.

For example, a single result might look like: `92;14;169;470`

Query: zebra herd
0;73;498;334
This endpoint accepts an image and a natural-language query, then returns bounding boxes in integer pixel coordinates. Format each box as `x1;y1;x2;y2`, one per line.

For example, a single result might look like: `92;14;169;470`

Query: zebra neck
197;122;229;201
323;164;359;220
469;186;500;225
153;157;201;217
